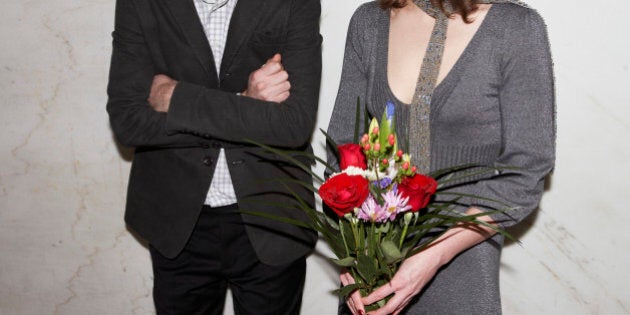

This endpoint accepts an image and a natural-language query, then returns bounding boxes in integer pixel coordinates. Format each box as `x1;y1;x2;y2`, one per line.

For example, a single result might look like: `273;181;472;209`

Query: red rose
319;173;370;217
398;174;437;212
338;144;367;170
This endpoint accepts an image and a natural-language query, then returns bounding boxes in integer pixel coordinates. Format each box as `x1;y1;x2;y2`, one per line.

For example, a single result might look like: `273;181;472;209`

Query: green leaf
329;257;355;267
324;214;340;230
379;108;391;152
334;283;361;298
340;219;356;252
429;163;479;179
243;139;325;183
272;148;338;178
380;239;403;264
435;191;514;208
364;104;371;135
356;254;378;285
320;128;339;163
239;210;312;230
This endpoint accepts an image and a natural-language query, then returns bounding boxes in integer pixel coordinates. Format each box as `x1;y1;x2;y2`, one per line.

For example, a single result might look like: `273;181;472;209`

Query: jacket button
203;157;214;166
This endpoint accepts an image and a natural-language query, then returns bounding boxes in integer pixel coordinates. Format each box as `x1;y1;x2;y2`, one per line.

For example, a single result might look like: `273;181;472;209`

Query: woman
326;0;555;314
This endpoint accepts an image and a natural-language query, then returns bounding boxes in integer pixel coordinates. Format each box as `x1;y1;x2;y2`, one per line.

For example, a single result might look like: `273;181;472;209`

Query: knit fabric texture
328;2;555;313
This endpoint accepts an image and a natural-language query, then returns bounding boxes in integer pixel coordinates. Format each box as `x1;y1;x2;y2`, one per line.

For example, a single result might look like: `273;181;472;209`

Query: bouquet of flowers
248;101;510;310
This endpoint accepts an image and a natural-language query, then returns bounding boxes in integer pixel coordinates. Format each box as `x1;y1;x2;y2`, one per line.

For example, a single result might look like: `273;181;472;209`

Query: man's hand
242;53;291;103
148;74;178;112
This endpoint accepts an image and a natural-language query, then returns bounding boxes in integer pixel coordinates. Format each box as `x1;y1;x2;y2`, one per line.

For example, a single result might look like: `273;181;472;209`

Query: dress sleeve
326;6;372;174
468;8;556;228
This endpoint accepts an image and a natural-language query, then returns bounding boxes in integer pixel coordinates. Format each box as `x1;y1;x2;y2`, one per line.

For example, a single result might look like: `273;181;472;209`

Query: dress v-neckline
383;4;497;106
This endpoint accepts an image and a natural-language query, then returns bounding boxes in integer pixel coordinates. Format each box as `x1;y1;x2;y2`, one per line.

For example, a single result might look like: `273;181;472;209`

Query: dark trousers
150;205;307;315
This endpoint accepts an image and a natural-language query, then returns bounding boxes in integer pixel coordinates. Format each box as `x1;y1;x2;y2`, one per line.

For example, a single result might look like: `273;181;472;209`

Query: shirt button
203;157;214;166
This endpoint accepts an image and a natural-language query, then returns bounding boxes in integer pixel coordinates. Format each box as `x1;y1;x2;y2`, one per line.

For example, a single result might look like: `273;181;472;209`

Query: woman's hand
362;208;497;315
362;246;444;315
340;269;366;315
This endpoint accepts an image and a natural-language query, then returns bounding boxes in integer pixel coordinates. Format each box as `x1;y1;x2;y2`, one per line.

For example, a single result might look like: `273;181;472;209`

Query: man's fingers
259;53;283;75
270;53;281;63
268;91;289;103
250;63;286;87
151;74;174;86
258;61;283;76
263;69;289;88
244;54;289;102
264;80;291;97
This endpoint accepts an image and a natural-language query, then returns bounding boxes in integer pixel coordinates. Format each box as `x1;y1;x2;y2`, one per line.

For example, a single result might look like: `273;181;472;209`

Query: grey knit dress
327;2;555;314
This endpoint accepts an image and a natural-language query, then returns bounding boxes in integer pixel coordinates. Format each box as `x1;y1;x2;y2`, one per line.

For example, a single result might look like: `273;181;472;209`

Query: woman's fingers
340;272;365;315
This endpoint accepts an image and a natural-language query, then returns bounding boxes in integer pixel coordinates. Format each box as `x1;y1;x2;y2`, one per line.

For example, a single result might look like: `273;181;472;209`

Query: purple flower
356;195;390;223
373;177;393;190
386;101;395;123
382;190;412;221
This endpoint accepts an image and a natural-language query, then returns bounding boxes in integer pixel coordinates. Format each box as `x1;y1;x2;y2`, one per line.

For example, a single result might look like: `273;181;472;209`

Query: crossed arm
148;53;291;112
107;0;321;149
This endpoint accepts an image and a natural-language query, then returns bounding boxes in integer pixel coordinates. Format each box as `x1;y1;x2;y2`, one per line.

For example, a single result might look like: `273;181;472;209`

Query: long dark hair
379;0;479;22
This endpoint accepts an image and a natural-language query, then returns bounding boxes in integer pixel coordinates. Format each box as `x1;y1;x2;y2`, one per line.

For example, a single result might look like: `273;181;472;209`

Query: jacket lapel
161;0;217;78
220;0;267;76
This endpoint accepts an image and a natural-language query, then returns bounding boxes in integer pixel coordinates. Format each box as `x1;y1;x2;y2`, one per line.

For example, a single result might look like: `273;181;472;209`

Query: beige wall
1;1;629;314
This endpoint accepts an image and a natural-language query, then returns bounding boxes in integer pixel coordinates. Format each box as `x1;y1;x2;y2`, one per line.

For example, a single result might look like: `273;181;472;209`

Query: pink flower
357;195;389;223
382;189;412;220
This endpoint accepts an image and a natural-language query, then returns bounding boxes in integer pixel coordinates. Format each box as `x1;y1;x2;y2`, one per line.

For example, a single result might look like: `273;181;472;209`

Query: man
106;0;321;313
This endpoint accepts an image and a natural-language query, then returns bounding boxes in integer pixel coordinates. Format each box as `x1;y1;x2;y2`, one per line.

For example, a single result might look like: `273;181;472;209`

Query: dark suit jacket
106;0;321;265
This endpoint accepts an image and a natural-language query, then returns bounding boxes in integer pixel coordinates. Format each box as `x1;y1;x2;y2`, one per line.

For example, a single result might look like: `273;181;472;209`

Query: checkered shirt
193;0;239;207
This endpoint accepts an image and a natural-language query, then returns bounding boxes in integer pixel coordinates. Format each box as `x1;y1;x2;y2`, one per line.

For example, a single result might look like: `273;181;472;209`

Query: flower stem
399;218;410;249
340;218;350;257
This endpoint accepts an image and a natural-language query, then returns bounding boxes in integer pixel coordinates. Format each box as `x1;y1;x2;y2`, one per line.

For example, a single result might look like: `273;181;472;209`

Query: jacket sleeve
164;0;322;149
468;9;556;228
326;5;371;173
106;0;204;148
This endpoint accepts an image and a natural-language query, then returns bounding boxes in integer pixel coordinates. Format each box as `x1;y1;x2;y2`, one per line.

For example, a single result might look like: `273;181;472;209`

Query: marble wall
1;0;628;314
